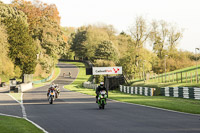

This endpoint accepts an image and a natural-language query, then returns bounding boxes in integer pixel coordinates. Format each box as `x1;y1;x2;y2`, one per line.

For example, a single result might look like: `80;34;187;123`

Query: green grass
64;61;200;114
130;81;200;88
63;61;91;91
130;64;200;87
0;116;43;133
33;66;60;88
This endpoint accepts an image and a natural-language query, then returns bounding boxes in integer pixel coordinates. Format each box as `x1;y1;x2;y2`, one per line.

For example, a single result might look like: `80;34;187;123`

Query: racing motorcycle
97;90;107;109
48;88;56;104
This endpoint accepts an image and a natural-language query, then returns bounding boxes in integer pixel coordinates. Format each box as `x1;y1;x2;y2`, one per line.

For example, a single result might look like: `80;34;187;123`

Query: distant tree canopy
69;17;195;80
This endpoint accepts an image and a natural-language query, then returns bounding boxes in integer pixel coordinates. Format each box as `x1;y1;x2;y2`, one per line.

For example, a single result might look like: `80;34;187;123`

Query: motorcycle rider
69;72;72;78
96;82;108;103
47;83;57;97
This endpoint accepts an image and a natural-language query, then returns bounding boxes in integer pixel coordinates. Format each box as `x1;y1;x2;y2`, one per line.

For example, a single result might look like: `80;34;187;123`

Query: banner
92;67;122;75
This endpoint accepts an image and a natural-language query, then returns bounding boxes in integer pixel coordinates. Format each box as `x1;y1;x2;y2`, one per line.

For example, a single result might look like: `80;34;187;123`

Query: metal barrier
161;87;200;100
83;82;98;90
120;85;155;96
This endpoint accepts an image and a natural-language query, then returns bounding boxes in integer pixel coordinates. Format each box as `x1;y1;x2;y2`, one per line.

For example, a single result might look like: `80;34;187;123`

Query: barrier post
186;72;187;83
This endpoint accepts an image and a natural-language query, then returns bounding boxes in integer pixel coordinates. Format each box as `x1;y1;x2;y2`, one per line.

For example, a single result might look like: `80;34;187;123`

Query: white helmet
100;82;104;86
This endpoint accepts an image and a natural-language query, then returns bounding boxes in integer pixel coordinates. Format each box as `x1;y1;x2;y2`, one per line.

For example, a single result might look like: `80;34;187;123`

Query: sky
2;0;200;53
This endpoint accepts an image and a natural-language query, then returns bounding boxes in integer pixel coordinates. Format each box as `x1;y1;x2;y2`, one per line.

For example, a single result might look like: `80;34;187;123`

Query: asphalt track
1;62;200;133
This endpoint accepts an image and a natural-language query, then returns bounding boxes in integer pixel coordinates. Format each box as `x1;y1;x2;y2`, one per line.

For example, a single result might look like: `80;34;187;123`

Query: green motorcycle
98;90;107;109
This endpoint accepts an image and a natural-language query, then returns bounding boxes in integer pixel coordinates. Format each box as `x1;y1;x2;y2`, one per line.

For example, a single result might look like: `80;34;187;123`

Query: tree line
0;0;69;80
64;17;197;80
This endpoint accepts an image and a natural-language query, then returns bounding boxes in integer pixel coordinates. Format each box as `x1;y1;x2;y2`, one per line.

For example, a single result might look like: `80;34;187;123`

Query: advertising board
92;67;122;75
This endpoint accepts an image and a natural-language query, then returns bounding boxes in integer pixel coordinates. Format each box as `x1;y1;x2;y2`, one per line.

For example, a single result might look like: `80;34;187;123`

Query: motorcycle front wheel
49;96;53;104
102;101;105;109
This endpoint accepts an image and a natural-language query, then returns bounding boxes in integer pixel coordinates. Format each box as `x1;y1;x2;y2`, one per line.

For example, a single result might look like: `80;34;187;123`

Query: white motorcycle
48;89;56;104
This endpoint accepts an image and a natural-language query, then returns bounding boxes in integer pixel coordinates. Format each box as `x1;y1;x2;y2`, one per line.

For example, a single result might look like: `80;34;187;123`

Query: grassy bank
33;66;60;88
130;81;200;88
64;61;200;114
0;116;43;133
131;64;200;87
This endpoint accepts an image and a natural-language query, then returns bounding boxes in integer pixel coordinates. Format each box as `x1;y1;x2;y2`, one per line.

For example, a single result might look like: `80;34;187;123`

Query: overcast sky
2;0;200;53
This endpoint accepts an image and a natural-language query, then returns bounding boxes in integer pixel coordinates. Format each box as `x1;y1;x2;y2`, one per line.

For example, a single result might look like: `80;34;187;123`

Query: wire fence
133;71;200;84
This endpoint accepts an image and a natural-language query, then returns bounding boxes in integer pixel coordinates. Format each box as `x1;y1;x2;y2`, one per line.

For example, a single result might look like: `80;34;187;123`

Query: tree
150;20;169;59
167;25;183;57
95;40;117;61
70;26;87;59
129;16;150;69
129;16;149;49
70;25;111;60
0;23;15;77
0;2;37;75
12;0;66;73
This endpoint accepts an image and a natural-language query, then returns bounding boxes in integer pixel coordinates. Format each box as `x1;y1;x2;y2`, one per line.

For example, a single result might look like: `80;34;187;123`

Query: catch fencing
120;85;155;96
160;87;200;100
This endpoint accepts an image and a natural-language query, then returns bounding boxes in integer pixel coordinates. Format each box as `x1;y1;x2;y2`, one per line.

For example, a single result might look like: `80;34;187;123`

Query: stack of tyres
160;88;165;96
188;88;195;99
194;88;200;100
178;87;184;98
142;87;145;95
169;87;174;97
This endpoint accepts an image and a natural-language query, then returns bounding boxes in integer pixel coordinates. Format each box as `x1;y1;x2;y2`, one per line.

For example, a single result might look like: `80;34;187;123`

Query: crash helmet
100;82;104;86
51;83;55;88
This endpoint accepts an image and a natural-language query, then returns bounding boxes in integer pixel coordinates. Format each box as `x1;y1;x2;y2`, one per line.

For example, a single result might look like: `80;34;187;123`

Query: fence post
186;72;187;83
196;71;197;83
191;72;192;83
181;72;183;83
176;73;178;83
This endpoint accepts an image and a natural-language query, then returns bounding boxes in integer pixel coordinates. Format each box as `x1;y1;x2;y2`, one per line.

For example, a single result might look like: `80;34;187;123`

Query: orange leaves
11;0;61;29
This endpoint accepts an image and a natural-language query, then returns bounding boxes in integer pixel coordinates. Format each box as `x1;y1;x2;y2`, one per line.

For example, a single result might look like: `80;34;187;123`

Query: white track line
0;113;22;119
25;118;48;133
7;93;48;133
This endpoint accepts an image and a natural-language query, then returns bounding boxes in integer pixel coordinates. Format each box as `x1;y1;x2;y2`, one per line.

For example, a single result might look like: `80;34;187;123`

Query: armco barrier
18;82;33;92
83;82;98;90
32;70;54;84
120;85;154;96
160;87;200;100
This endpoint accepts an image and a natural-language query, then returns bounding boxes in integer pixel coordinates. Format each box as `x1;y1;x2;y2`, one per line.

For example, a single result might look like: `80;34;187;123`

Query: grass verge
64;61;200;114
33;66;60;88
0;116;43;133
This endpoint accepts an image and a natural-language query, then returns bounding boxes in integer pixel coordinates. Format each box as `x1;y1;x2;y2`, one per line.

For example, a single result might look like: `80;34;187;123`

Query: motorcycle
48;88;56;104
97;90;107;109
